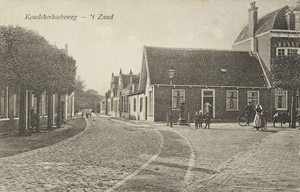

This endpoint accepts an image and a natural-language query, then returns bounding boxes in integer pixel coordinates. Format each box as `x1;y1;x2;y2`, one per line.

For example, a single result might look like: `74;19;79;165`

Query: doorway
202;89;215;118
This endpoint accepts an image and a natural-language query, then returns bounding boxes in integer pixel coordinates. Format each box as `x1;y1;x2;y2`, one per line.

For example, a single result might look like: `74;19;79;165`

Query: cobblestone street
0;114;299;191
182;125;300;191
0;115;161;191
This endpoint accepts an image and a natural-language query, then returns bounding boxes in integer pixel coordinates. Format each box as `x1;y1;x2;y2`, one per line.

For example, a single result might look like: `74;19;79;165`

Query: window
111;99;113;111
277;48;285;56
113;100;117;113
247;91;259;107
276;48;300;56
140;97;143;112
102;101;105;110
44;95;48;116
275;89;287;110
288;49;298;56
107;100;111;112
133;98;136;112
0;90;6;118
226;90;238;111
149;91;153;115
14;94;19;117
124;96;128;112
172;89;185;110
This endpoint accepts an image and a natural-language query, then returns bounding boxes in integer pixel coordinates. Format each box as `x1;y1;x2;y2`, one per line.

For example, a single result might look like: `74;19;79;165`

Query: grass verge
0;117;86;158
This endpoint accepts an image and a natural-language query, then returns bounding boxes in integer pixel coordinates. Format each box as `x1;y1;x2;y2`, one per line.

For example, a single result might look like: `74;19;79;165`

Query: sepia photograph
0;0;299;191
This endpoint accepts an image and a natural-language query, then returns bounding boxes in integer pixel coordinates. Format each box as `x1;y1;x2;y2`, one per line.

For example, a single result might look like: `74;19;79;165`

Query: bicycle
238;114;253;126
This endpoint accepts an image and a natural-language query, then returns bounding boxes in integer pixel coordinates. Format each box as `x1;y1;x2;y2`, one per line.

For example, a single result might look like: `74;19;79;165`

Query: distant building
104;69;141;119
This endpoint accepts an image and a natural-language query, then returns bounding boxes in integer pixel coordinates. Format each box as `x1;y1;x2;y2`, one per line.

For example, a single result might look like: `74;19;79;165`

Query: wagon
273;111;290;128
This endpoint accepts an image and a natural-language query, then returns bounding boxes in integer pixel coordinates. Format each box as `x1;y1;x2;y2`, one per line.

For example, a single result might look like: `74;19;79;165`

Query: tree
0;26;51;134
74;76;103;113
84;89;103;112
74;76;86;113
271;55;300;128
0;25;76;134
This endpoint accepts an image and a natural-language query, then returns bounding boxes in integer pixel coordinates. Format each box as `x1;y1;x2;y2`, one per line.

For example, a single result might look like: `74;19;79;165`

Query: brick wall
153;85;272;122
154;86;170;121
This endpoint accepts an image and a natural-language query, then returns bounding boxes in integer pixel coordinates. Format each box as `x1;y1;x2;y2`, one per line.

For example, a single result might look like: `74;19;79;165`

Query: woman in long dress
253;104;263;128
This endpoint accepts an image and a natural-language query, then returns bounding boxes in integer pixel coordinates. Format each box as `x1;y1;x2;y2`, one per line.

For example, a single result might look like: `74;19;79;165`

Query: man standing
245;101;254;126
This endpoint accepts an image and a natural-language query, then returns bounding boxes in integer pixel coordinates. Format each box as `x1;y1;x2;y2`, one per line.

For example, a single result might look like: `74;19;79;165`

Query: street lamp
168;68;175;127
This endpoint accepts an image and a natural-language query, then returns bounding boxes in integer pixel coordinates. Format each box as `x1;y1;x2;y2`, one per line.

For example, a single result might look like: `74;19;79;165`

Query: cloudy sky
0;0;296;95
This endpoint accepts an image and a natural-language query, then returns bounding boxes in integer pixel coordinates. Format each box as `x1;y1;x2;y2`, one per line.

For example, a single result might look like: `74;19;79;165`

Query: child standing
204;112;211;129
198;110;203;129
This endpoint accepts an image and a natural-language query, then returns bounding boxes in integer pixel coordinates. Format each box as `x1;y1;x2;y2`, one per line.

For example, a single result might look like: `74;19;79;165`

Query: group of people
194;101;265;129
81;111;92;118
245;101;264;128
194;110;211;129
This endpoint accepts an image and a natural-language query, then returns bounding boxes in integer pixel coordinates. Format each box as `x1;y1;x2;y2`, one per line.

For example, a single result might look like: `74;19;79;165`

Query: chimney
248;2;258;37
129;70;133;83
65;43;68;55
248;2;258;52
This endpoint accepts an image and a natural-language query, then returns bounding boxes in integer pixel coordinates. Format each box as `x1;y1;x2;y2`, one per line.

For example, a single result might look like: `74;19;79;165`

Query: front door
202;89;215;118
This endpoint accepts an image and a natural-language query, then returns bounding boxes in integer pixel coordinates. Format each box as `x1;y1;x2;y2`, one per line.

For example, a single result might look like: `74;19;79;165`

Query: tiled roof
234;6;289;44
121;74;131;89
145;46;267;87
132;75;140;84
124;75;140;92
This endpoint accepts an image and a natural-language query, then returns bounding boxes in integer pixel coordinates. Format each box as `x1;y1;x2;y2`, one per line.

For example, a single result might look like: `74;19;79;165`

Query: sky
0;0;297;96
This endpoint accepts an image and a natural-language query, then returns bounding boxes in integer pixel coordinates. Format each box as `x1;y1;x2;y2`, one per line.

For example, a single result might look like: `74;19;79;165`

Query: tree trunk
19;87;27;135
36;94;41;133
291;90;297;128
47;91;53;130
56;93;61;128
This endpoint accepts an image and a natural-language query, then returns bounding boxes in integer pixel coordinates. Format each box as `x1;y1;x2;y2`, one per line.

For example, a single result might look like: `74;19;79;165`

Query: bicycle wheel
261;117;267;131
238;115;248;126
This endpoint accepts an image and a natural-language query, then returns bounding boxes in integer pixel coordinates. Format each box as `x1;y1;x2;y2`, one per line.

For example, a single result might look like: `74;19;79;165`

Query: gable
234;6;289;44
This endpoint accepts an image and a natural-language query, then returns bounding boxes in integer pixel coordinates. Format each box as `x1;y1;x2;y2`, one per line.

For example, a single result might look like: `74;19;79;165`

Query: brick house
233;2;300;116
0;88;75;132
139;46;270;122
